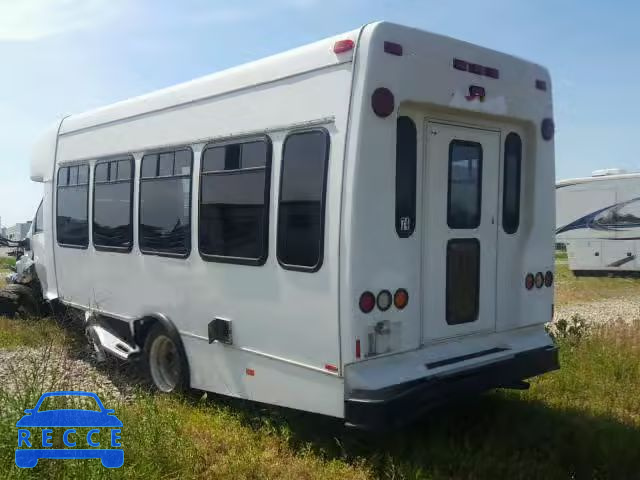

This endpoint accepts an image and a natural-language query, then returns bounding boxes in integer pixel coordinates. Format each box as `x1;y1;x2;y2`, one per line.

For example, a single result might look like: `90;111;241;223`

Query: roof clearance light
371;87;395;118
541;118;555;141
536;79;548;91
359;291;376;313
468;63;484;75
453;58;468;71
333;39;355;54
394;289;409;309
384;41;403;56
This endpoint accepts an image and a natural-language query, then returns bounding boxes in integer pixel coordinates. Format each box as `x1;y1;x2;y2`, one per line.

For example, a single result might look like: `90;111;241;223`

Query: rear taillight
525;273;535;290
535;272;544;289
541;118;555;141
394;289;409;309
545;271;554;287
371;87;395;118
359;291;375;313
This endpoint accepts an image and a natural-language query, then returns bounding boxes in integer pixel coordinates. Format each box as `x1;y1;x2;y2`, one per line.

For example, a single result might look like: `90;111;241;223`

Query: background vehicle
556;169;640;274
27;22;557;428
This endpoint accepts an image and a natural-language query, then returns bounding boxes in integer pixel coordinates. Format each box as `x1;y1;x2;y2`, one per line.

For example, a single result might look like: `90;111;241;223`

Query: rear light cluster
525;271;553;290
359;289;408;313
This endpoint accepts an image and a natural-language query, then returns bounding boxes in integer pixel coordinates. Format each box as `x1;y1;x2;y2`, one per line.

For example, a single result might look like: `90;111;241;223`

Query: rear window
448;141;482;229
446;239;480;325
396;116;417;237
502;133;522;234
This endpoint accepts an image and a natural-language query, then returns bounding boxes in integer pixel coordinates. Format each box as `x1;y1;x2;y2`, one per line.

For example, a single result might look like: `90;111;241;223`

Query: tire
0;284;40;317
143;323;189;393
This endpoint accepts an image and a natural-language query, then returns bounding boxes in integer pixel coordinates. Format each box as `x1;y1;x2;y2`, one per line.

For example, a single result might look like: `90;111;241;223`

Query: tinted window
34;200;44;234
277;130;329;270
93;158;133;251
396;116;417;237
503;133;522;234
139;149;192;256
448;141;482;229
199;139;271;263
446;239;480;325
56;165;89;247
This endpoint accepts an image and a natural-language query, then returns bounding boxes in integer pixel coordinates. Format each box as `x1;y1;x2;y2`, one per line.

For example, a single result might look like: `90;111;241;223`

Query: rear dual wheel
143;323;189;393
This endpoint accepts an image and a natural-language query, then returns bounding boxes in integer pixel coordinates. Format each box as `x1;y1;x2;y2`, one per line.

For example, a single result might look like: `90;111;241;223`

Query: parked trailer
557;170;640;274
27;22;557;429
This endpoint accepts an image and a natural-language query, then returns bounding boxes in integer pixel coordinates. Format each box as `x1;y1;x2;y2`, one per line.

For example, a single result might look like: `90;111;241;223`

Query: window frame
276;127;330;273
198;135;273;266
34;200;44;234
502;132;522;235
92;156;135;253
395;116;417;238
138;146;194;259
447;140;483;230
56;164;90;249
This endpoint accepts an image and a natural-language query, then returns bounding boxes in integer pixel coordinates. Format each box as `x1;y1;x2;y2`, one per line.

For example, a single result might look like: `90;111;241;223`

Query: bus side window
502;132;522;234
396;116;417;237
277;129;330;272
199;137;272;265
93;157;134;251
57;165;90;248
139;148;193;257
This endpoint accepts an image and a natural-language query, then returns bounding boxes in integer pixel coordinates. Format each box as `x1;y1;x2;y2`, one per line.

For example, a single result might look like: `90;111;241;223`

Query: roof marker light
384;41;403;56
536;79;548;91
333;39;355;54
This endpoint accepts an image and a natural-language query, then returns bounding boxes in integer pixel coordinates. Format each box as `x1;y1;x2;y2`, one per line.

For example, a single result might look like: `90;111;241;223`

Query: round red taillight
545;271;554;287
541;118;554;141
377;290;392;311
393;288;409;309
525;273;534;290
359;291;375;313
371;87;395;118
535;272;544;289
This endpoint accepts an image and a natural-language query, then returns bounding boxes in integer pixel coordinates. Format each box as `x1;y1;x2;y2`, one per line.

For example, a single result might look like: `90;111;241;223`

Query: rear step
426;347;509;369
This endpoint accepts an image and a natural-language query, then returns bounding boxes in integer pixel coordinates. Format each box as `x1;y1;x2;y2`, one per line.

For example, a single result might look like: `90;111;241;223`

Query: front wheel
143;323;189;393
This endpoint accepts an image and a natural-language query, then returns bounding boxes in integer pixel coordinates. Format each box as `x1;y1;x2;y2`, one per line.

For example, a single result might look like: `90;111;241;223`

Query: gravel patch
0;345;137;402
555;298;640;326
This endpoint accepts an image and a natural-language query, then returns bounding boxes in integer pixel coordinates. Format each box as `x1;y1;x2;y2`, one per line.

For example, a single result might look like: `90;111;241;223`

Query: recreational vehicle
557;169;640;274
25;22;557;429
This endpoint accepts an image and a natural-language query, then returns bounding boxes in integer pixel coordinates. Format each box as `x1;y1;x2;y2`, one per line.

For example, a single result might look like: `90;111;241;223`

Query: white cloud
0;0;125;41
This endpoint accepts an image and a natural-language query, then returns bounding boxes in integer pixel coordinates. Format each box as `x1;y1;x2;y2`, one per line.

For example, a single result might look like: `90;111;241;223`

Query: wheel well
133;313;182;348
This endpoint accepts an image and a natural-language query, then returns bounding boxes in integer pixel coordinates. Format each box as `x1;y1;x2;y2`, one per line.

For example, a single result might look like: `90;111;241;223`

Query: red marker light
355;339;361;359
333;39;355;54
325;364;338;373
359;291;375;313
246;368;255;376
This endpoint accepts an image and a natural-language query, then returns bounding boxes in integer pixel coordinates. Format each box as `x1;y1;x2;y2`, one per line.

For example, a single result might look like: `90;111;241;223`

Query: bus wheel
143;323;189;393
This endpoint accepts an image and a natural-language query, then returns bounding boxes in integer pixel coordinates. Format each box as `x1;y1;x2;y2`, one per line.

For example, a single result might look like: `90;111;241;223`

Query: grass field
555;263;640;305
0;263;639;478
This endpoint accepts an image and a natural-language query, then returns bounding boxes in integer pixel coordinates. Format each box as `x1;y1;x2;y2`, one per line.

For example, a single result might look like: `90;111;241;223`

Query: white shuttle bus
557;169;640;274
27;22;557;429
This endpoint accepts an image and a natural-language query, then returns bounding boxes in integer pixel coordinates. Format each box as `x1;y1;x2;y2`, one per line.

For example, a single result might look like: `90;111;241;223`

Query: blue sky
0;0;638;225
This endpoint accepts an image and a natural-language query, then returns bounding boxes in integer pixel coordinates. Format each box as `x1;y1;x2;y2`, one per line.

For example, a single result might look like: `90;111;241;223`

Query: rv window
34;200;44;234
448;141;482;229
199;138;272;264
139;148;193;257
446;238;480;324
56;165;89;248
502;133;522;234
93;157;134;251
396;116;417;238
277;129;329;271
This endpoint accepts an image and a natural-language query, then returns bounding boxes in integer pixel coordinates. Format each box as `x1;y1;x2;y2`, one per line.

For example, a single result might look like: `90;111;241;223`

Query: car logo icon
15;391;123;468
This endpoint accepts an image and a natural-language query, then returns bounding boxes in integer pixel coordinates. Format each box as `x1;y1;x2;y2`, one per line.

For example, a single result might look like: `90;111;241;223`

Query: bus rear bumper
344;345;558;430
